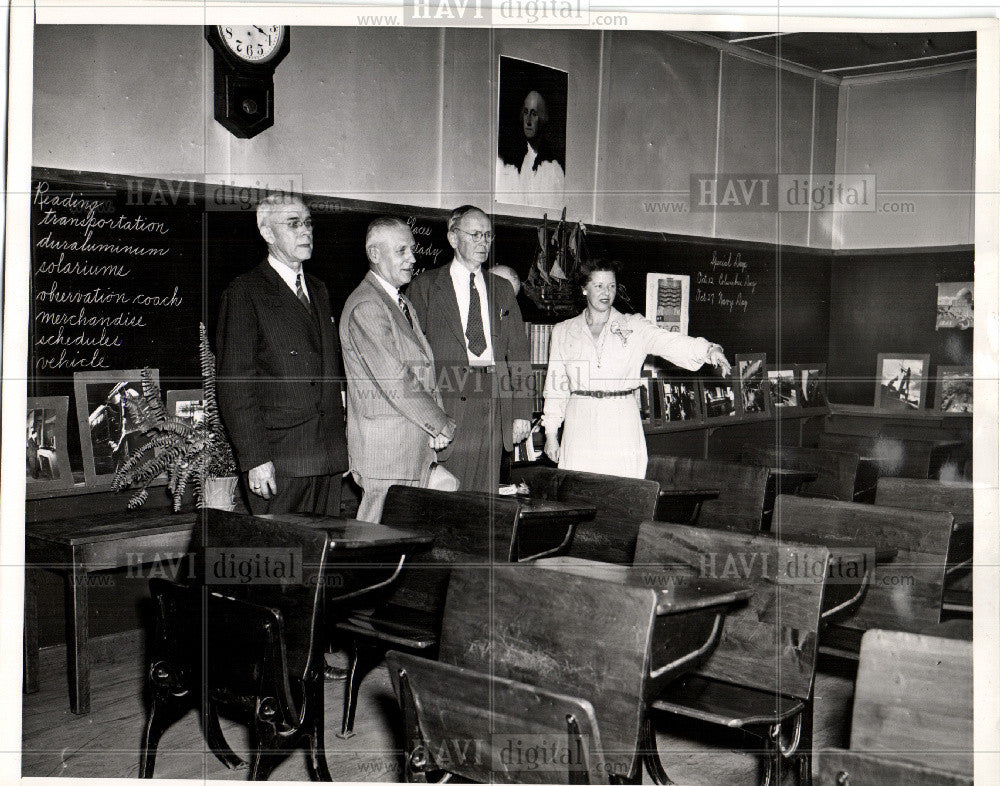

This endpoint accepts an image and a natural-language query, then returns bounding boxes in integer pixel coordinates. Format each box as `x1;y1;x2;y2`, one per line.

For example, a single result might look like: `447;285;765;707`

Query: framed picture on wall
874;354;930;411
934;366;973;414
74;369;159;487
659;378;703;424
734;354;771;417
166;389;207;427
701;378;737;419
26;396;74;495
645;273;690;334
494;55;568;210
795;363;828;408
766;367;800;408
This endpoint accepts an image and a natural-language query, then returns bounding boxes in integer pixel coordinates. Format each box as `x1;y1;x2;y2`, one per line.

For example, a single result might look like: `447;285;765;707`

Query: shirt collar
450;258;483;286
370;269;400;300
268;255;305;293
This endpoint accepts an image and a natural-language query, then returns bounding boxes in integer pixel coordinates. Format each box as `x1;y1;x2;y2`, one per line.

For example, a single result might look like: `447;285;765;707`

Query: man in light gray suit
340;217;456;523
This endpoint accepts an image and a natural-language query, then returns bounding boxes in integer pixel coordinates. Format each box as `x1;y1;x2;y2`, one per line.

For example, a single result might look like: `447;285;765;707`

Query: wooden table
770;531;898;622
454;490;596;561
537;556;752;688
654;487;720;523
537;556;753;783
761;467;819;530
767;466;819;496
24;509;198;714
24;509;432;715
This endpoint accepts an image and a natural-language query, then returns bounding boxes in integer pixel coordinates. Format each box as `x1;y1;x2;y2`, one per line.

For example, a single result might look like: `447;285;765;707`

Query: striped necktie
295;273;311;310
398;295;414;330
465;273;488;356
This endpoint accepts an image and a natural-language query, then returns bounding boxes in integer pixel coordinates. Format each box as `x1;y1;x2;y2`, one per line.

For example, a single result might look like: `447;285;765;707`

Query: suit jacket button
311;380;317;386
460;396;467;402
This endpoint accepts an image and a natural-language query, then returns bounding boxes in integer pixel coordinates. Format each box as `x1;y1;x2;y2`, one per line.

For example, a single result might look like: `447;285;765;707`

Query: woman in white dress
541;260;731;478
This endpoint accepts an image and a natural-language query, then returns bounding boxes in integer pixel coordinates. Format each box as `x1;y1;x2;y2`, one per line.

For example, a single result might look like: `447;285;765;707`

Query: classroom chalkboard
29;167;833;476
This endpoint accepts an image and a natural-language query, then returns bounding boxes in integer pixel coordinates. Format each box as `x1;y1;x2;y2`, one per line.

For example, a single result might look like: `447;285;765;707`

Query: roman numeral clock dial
205;26;290;139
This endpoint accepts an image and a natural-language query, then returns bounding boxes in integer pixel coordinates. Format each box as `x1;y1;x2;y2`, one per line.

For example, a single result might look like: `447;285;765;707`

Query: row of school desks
23;442;974;783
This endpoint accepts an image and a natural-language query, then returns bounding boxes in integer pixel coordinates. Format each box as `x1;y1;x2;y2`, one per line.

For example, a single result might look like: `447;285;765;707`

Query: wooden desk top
657;488;720;500
535;557;753;615
25;509;197;546
767;467;820;483
453;490;597;521
234;514;436;550
770;531;897;563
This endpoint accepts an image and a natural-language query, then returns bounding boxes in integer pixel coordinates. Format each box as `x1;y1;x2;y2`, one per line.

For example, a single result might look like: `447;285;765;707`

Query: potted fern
113;323;238;511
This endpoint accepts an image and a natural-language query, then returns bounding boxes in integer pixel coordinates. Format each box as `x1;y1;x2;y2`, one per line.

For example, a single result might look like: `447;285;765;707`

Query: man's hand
708;344;732;377
429;417;457;451
429;432;451;450
544;434;560;464
248;461;277;500
512;418;531;444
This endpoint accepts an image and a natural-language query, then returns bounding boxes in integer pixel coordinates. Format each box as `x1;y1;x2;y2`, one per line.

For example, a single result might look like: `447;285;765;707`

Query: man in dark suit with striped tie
216;194;348;516
407;205;532;493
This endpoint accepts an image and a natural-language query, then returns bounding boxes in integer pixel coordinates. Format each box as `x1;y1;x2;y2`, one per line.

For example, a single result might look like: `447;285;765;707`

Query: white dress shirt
268;255;310;302
370;269;400;302
449;259;495;366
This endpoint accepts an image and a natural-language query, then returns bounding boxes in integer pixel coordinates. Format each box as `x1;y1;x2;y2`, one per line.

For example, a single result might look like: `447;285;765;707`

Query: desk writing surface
257;515;435;549
536;557;753;614
25;509;197;546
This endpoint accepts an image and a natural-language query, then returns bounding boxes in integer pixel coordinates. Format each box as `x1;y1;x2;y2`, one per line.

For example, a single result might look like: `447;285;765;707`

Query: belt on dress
571;388;640;399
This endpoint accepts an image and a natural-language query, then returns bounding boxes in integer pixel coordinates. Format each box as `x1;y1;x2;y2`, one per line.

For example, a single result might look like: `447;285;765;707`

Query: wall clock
205;26;291;139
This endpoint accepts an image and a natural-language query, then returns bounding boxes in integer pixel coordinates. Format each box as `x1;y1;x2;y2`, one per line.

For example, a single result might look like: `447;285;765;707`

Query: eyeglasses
281;218;313;231
453;228;494;244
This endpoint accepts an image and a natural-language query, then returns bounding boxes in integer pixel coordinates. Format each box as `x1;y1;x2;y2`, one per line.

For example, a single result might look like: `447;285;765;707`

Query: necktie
295;273;311;310
398;295;414;330
465;273;488;357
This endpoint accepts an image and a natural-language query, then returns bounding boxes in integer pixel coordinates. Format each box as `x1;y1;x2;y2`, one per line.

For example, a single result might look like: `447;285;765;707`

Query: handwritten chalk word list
32;180;185;371
694;250;758;314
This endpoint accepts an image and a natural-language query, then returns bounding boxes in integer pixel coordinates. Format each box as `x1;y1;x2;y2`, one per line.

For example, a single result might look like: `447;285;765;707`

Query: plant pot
203;475;238;511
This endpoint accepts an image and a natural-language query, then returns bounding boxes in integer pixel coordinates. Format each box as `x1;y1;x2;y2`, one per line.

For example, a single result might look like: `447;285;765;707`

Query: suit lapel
432;266;467;349
365;273;434;364
258;263;321;347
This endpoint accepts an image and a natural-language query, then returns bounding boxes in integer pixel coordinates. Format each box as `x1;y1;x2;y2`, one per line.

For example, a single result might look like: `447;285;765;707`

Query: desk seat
338;606;438;650
652;675;803;728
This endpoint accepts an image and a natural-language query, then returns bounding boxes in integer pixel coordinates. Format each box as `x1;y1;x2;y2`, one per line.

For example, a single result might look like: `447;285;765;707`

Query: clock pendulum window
204;25;290;139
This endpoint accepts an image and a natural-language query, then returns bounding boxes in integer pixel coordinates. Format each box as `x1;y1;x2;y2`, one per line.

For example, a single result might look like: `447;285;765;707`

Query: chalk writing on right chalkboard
31;180;187;372
694;250;758;314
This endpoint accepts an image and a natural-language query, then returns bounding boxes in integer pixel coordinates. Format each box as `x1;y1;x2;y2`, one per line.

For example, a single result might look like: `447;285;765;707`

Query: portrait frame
166;388;207;427
658;377;704;425
874;354;930;411
645;272;690;335
701;377;738;420
494;55;568;210
934;366;974;414
795;363;829;408
766;367;801;409
74;368;159;488
26;396;74;496
734;353;771;418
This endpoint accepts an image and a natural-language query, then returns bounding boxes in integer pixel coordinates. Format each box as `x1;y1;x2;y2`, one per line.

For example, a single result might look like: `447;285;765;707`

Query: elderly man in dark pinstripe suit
340;217;455;523
216;194;348;516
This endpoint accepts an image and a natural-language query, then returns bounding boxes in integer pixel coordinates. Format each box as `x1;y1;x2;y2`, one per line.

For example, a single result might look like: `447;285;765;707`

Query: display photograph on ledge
874;354;931;411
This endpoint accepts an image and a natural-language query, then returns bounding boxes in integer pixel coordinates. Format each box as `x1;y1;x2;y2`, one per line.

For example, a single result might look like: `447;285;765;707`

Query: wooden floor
21;632;856;783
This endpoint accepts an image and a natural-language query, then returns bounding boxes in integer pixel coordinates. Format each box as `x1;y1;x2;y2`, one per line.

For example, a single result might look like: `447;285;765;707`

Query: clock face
216;25;286;64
